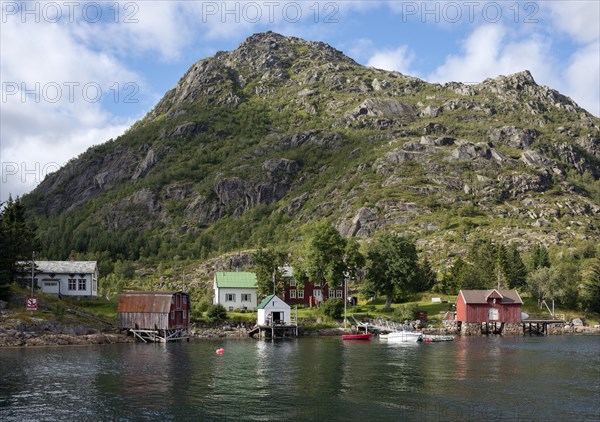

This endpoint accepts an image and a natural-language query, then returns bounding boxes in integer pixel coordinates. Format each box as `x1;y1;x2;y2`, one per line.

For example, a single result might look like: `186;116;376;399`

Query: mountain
24;32;600;264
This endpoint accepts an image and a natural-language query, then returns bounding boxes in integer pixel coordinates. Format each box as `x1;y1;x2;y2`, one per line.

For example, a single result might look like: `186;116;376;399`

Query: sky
1;0;599;204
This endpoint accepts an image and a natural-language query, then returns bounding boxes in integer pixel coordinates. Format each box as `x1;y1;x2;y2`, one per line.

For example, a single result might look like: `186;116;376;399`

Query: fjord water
1;336;598;421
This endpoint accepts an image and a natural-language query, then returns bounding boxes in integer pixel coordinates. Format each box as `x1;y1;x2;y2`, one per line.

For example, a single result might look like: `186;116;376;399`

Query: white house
30;261;98;298
257;294;291;325
213;272;258;311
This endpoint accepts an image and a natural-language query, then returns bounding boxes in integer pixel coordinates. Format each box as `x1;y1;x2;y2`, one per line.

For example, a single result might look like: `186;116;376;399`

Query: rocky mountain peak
146;32;355;119
26;33;599;263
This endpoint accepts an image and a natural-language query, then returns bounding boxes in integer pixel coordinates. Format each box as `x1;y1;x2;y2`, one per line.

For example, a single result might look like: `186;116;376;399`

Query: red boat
342;333;371;340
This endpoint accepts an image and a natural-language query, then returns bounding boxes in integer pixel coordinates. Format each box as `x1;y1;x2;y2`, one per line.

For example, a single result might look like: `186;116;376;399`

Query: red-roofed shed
456;289;523;323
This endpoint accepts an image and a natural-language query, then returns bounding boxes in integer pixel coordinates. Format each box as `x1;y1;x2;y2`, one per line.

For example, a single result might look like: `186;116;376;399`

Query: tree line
2;199;599;315
253;220;600;314
253;220;436;310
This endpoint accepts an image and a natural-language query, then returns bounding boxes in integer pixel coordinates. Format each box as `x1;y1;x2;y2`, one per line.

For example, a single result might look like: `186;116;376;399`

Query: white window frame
78;279;86;291
329;290;335;298
336;290;343;298
289;279;296;287
290;290;297;299
68;278;76;291
298;290;304;299
313;289;322;299
226;293;236;302
241;294;251;302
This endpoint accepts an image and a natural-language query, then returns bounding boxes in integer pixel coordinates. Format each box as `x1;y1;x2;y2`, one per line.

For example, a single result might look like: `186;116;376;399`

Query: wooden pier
129;328;190;343
248;323;299;339
522;319;565;336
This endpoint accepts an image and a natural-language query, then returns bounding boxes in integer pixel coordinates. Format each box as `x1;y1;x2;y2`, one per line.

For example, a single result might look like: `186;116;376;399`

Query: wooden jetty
249;321;299;339
522;319;565;336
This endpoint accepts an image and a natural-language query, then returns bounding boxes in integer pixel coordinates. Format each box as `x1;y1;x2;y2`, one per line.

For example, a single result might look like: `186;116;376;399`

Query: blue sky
1;1;599;203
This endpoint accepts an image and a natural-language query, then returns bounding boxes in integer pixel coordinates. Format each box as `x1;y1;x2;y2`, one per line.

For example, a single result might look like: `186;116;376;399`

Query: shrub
52;302;66;321
197;299;212;313
394;303;418;321
321;299;344;319
207;304;227;321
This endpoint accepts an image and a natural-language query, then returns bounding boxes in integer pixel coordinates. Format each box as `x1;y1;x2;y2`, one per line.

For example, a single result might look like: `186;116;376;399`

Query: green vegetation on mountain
11;32;599;314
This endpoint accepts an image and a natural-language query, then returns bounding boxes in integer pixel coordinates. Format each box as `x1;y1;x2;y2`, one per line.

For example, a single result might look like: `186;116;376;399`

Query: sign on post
26;297;38;311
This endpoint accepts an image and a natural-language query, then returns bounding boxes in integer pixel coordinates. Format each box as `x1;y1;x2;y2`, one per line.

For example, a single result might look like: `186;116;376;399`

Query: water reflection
1;336;599;421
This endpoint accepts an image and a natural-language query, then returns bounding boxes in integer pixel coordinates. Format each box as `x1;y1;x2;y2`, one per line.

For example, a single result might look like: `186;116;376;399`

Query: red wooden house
118;291;191;342
456;289;523;323
280;266;345;306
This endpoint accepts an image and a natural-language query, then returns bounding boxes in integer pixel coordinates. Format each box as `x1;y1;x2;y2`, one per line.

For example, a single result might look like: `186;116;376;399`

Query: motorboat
379;331;423;342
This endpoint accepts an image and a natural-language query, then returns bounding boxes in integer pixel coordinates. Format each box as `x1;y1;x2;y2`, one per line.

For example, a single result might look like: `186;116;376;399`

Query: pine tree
0;196;37;300
419;256;437;291
506;245;527;289
495;243;509;289
531;245;550;270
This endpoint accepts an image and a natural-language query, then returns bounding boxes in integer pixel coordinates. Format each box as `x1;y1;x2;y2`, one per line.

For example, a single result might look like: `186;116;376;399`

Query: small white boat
379;331;423;343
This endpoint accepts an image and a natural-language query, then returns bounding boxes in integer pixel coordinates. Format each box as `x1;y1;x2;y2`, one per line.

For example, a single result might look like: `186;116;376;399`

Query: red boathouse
456;289;523;323
119;291;190;342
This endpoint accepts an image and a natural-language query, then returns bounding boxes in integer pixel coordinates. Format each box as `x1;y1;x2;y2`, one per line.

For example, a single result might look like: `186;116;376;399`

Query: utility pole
30;251;35;297
344;276;347;329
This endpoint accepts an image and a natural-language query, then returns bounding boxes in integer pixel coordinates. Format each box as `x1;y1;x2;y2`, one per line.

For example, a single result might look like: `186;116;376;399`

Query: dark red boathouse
456;289;523;323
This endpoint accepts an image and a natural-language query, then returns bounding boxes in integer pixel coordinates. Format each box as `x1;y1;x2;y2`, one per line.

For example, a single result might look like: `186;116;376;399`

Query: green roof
258;294;276;309
215;272;257;288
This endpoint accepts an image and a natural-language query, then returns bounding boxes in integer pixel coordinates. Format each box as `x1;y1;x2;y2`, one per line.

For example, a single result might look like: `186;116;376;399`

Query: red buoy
216;348;225;354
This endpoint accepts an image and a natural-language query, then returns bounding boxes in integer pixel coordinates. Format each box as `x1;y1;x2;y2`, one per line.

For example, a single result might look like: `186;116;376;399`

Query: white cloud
0;17;141;203
542;1;600;44
428;23;599;116
72;2;195;62
367;45;416;75
428;24;553;84
564;41;600;116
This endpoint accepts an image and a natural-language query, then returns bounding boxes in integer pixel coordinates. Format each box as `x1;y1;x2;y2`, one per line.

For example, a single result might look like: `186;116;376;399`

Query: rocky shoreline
1;318;598;348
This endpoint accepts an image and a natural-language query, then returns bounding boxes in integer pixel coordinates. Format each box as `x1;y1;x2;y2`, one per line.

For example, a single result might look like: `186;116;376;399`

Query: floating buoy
216;348;225;355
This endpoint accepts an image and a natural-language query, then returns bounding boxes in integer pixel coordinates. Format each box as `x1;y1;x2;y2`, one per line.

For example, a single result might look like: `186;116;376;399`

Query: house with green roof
213;271;258;310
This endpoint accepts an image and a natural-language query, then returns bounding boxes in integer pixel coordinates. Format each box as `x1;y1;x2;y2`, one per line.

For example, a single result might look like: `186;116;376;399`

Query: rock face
23;31;600;262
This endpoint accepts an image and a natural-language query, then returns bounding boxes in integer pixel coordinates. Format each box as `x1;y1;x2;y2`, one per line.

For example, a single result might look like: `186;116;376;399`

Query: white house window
78;279;86;291
290;290;297;299
226;293;235;302
329;290;335;298
241;294;251;302
336;290;343;298
183;295;188;305
313;289;322;299
289;279;296;287
298;290;304;299
313;281;321;287
68;279;76;290
44;282;58;287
